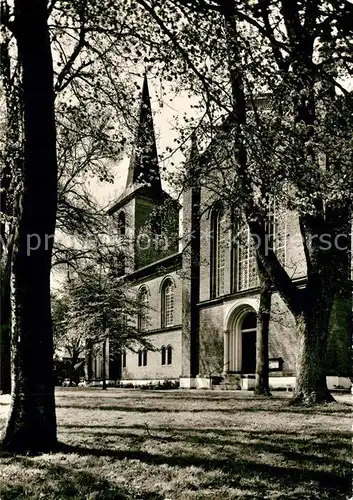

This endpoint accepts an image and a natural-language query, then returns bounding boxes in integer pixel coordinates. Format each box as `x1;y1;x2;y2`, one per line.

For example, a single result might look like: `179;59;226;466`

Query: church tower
108;75;179;273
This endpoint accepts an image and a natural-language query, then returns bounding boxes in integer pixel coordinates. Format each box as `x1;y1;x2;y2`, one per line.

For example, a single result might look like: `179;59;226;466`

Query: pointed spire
126;74;162;192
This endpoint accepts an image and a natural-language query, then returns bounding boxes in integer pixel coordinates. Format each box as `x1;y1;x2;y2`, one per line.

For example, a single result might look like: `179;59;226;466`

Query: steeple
126;74;162;192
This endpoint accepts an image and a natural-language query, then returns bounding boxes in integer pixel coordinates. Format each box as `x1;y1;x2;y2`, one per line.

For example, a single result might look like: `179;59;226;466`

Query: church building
87;76;351;391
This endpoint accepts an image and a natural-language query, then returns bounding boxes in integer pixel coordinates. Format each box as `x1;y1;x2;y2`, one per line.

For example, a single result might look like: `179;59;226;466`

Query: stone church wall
134;196;179;270
113;198;136;275
197;292;297;379
282;211;307;280
122;329;182;381
268;293;297;374
121;269;182;381
133;269;182;330
198;304;224;376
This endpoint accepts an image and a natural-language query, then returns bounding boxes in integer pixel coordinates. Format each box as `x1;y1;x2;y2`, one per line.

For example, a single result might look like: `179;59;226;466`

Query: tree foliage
52;260;153;371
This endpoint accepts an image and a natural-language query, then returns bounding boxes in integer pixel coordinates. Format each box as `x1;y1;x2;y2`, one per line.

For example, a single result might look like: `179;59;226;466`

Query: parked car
62;378;76;387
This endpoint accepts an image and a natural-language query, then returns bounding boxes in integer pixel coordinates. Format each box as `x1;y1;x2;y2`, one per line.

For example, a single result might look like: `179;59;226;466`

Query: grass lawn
0;389;351;499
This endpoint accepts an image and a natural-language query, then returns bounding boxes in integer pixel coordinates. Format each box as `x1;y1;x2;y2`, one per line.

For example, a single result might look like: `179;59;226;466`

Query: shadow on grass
58;441;350;496
59;423;350;469
55;402;352;415
0;454;165;500
55;389;350;403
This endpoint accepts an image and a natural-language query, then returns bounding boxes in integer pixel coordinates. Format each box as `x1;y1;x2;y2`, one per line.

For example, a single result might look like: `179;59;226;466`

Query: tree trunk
250;217;340;404
85;340;93;382
0;30;23;396
102;339;107;390
289;209;349;404
2;0;58;452
292;310;335;404
0;249;12;394
71;352;80;385
254;258;272;396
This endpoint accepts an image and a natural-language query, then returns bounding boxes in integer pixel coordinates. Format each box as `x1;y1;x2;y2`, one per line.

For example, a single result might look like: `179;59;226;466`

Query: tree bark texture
0;247;12;395
293;310;335;404
2;0;58;452
85;340;93;382
0;33;23;395
102;339;107;390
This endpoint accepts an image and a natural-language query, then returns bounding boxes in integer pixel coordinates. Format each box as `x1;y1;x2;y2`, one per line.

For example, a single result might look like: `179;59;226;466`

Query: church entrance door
240;312;257;374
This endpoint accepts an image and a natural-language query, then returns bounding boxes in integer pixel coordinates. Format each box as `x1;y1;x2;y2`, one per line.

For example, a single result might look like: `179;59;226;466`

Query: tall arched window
116;255;125;277
122;350;126;368
232;203;286;292
161;279;174;327
241;312;257;373
138;286;149;331
265;201;286;265
161;345;172;365
137;349;147;366
233;222;258;292
161;346;166;365
118;211;126;235
152;213;162;235
167;345;172;365
211;208;225;298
